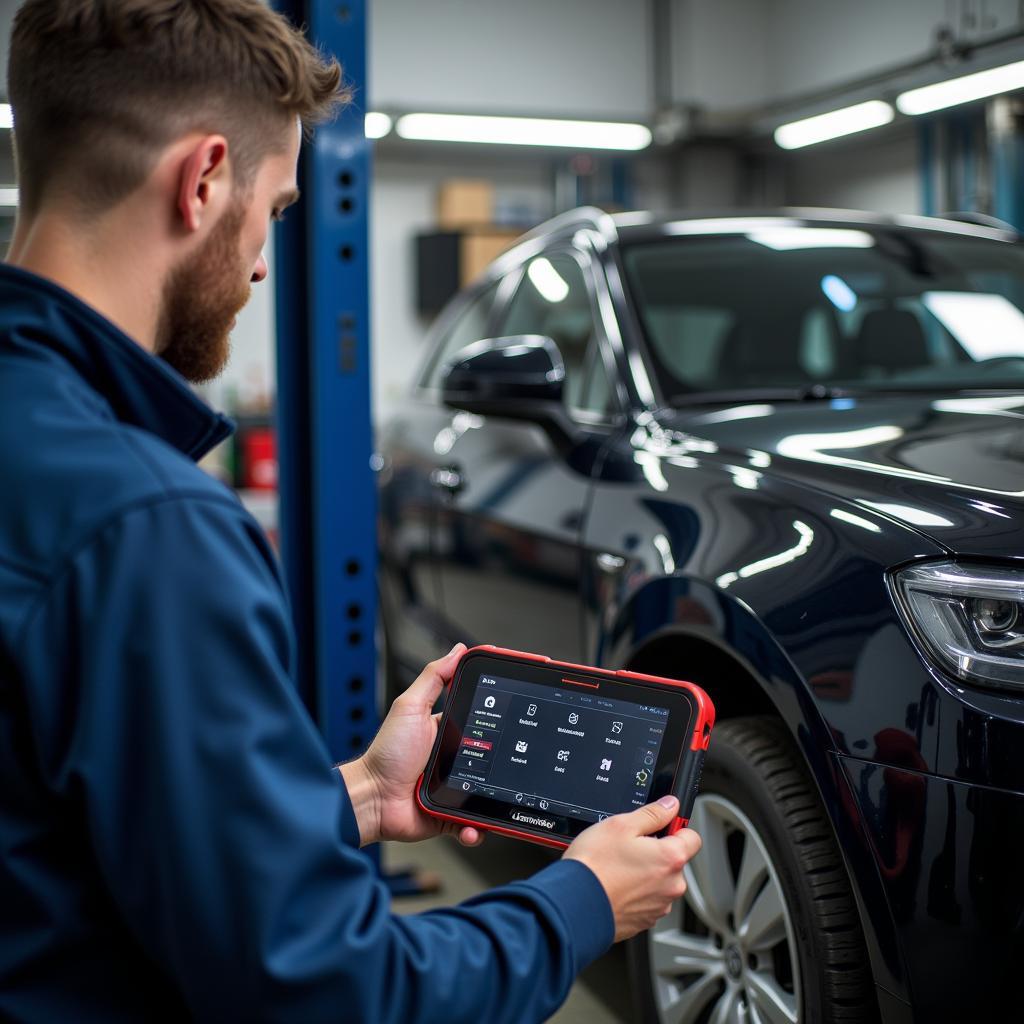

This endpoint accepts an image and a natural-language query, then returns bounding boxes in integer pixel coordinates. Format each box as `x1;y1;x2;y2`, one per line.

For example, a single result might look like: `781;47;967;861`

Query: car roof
514;205;1020;251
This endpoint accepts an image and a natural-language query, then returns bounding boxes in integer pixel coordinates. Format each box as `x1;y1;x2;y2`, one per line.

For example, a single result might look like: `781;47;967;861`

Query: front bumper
839;755;1023;1021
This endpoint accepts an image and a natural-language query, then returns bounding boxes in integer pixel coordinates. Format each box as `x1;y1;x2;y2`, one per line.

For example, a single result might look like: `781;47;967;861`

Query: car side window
420;282;500;390
500;254;614;417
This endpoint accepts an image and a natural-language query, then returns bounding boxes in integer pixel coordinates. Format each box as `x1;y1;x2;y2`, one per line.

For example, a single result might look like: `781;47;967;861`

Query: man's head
7;0;345;380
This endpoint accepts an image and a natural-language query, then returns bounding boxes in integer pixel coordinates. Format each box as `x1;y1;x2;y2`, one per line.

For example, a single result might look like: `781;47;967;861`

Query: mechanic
0;2;702;1021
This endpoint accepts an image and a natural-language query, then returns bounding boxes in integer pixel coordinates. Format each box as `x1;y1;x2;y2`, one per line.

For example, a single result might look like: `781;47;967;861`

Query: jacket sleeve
15;493;613;1023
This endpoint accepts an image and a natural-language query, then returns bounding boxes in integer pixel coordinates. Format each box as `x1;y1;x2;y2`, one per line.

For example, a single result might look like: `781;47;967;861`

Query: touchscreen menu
444;672;670;825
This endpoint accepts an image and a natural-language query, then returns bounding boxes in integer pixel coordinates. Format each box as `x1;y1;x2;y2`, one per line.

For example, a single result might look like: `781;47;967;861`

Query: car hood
660;393;1024;556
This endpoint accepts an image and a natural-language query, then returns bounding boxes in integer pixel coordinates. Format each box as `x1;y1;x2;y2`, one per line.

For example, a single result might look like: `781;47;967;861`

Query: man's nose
251;253;269;283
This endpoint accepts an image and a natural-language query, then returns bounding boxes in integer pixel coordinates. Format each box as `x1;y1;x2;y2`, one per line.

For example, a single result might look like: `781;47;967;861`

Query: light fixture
0;188;18;208
364;111;392;139
774;100;894;150
897;59;1024;115
395;113;652;151
0;104;11;130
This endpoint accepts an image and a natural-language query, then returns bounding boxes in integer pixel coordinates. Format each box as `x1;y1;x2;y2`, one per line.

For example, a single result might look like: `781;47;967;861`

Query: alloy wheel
647;793;801;1024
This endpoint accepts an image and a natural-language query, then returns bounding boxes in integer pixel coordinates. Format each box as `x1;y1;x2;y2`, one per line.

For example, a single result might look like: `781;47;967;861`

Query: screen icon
461;781;471;791
484;695;496;709
515;792;524;803
600;758;613;771
539;800;549;810
527;703;538;717
611;721;623;734
557;749;571;762
598;813;609;821
515;740;529;753
568;712;579;725
635;769;649;785
644;753;655;767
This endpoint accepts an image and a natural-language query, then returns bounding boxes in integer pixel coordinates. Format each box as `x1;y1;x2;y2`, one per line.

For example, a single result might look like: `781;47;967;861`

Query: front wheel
627;716;877;1024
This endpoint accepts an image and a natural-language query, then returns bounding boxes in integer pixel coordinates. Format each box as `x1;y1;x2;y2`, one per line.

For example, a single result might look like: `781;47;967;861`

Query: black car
377;207;1024;1023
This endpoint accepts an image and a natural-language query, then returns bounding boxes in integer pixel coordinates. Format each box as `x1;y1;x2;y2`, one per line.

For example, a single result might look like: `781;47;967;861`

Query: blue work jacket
0;264;613;1022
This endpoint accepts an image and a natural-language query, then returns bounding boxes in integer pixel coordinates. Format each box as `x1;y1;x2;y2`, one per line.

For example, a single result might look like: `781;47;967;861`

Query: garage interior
3;1;1024;1022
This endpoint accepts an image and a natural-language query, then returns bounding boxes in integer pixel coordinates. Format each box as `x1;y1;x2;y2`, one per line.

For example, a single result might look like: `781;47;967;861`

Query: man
0;2;702;1021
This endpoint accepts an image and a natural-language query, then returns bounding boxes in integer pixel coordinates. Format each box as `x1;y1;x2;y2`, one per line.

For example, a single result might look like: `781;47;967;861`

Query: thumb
405;643;467;707
621;794;679;837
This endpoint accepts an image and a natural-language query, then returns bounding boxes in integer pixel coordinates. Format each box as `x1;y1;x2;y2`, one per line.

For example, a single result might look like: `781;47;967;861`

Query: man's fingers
618;795;680;837
403;644;466;707
457;826;483;847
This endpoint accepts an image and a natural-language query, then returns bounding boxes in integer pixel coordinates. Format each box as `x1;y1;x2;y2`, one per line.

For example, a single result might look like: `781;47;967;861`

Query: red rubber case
416;644;715;849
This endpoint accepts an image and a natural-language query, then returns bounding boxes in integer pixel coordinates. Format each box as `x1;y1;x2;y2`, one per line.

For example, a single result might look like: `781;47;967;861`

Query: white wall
764;0;1023;102
782;126;921;215
369;152;554;423
369;0;651;119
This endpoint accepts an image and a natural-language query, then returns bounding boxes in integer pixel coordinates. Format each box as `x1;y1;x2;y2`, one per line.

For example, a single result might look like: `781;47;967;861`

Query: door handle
430;466;465;494
596;552;626;573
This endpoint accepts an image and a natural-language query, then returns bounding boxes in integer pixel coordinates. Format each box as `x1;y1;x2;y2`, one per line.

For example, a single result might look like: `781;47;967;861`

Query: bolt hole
338;170;354;187
349;676;364;692
339;244;355;262
347;602;362;620
336;5;351;22
346;559;360;576
348;630;362;646
339;196;355;214
350;706;364;721
350;734;363;749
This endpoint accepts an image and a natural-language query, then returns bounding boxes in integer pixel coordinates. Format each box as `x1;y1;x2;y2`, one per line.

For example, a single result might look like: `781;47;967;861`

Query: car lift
272;1;437;894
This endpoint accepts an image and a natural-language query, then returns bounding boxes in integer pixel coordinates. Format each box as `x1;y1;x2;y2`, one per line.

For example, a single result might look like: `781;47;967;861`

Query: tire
627;716;877;1024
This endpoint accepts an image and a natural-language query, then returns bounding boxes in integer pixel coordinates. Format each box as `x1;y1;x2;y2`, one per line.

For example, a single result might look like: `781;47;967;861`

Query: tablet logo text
510;810;556;830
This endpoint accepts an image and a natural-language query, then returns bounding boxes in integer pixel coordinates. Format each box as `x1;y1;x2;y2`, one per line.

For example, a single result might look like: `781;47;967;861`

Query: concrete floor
385;833;633;1023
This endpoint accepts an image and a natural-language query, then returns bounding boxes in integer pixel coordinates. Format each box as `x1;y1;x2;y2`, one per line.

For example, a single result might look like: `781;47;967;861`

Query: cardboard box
459;228;521;286
437;179;494;229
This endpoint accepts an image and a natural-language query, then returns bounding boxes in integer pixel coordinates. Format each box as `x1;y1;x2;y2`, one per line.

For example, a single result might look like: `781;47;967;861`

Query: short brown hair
8;0;347;215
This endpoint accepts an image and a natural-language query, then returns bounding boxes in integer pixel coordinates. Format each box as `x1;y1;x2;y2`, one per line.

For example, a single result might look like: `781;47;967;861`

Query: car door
431;246;621;661
377;278;504;679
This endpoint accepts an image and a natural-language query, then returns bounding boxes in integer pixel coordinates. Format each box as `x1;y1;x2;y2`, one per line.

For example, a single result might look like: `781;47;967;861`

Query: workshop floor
385;833;632;1023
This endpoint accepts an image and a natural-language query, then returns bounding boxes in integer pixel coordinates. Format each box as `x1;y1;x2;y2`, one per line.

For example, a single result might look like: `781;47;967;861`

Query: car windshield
621;224;1024;404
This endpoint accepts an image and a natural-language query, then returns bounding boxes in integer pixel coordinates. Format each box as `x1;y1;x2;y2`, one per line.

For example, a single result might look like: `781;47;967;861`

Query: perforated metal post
273;0;377;764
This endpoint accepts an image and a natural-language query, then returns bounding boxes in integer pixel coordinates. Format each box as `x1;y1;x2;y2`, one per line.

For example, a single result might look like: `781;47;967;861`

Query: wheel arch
600;578;910;1011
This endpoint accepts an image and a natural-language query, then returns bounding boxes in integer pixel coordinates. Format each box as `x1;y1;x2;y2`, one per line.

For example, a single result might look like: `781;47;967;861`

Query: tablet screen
443;669;670;825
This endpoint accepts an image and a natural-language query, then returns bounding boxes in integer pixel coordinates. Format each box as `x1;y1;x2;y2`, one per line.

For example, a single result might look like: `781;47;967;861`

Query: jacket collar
0;263;233;460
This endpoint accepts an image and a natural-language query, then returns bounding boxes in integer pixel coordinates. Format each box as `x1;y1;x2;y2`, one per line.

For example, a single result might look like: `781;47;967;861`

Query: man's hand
564;796;702;941
340;644;483;848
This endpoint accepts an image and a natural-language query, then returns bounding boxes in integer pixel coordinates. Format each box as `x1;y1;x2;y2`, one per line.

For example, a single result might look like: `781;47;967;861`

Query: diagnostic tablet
417;645;715;849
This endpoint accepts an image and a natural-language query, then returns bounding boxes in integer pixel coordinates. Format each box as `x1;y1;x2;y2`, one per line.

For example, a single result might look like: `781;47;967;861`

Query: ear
175;135;230;233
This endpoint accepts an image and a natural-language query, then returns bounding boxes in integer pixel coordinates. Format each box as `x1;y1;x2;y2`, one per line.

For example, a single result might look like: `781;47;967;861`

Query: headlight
891;561;1024;692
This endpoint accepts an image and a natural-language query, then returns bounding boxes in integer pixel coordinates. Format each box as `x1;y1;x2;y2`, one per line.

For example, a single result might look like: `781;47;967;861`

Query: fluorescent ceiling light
0;187;18;208
923;291;1024;360
774;100;894;150
395;113;652;151
897;60;1024;115
364;111;392;139
0;104;10;130
527;258;569;303
747;227;875;250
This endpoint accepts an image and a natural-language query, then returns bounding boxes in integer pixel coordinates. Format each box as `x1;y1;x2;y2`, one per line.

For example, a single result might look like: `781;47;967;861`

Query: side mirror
441;335;581;451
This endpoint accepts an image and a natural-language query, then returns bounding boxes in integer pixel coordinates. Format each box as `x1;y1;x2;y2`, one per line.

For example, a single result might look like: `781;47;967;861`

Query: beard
156;201;252;384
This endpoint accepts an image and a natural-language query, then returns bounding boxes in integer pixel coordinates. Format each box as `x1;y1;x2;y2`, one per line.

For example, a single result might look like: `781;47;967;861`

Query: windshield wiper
669;385;853;406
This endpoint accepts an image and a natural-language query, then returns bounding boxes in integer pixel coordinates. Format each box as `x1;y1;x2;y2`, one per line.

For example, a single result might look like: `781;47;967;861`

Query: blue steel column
273;0;378;763
989;97;1024;230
